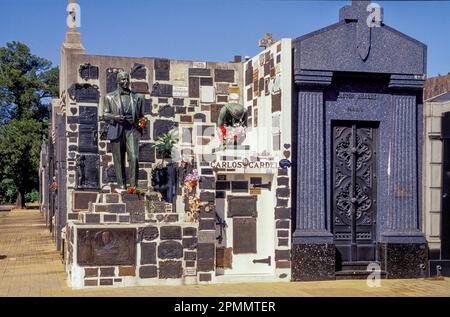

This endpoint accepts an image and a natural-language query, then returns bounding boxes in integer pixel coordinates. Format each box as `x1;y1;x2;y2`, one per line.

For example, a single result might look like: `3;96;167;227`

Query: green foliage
25;189;39;203
0;41;59;123
0;41;58;206
153;128;179;159
0;119;44;205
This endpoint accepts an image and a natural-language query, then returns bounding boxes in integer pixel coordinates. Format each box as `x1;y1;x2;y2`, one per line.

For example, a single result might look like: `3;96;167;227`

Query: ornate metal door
332;121;378;263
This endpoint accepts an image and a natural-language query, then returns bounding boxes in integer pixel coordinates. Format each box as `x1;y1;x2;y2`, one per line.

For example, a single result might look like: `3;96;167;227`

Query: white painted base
214;273;287;284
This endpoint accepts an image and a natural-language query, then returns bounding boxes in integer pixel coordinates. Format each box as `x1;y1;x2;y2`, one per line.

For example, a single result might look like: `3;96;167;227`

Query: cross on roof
258;33;277;49
340;0;371;22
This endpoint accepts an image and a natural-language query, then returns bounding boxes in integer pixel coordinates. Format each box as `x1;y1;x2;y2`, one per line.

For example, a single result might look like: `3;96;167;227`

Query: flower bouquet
184;169;199;192
138;116;148;129
219;123;247;149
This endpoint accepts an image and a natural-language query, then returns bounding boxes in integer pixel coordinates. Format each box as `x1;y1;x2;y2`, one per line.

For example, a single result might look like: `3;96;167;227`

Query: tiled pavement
1;209;450;297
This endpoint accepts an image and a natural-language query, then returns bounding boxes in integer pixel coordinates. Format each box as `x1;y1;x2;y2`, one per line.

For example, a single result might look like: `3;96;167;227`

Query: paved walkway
1;209;450;297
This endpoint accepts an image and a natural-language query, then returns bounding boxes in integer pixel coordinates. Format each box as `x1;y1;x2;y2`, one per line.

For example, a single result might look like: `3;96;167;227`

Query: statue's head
117;71;130;90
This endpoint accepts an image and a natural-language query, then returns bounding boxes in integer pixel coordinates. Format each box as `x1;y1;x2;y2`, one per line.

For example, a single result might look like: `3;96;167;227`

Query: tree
0;119;44;208
0;41;58;208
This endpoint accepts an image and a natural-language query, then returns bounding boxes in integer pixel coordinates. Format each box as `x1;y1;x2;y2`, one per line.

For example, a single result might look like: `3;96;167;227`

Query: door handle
253;256;271;266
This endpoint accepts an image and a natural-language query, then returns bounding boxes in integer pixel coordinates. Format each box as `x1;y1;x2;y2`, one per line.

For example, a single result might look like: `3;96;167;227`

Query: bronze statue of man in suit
103;71;145;191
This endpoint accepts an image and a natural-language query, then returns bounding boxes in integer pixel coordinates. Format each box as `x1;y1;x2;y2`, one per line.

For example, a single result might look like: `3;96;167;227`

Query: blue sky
0;0;449;77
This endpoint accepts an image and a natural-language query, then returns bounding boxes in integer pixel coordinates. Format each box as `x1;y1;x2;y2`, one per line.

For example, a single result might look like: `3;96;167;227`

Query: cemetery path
1;209;450;297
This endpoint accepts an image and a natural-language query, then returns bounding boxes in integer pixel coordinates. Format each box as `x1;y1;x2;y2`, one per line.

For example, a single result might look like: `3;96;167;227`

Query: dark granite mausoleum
291;0;428;280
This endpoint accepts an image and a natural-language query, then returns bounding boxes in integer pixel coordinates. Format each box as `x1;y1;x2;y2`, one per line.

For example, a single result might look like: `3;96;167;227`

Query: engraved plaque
77;228;136;266
131;82;149;94
189;68;210;77
79;63;99;80
216;247;232;268
139;143;155;162
75;153;100;189
68;84;100;103
130;63;146;79
79;106;98;125
214;69;234;83
151;83;172;97
72;192;98;211
272;92;281;112
189;77;200;98
78;126;98;153
155;58;170;70
233;218;257;254
155;69;170;81
227;196;257;217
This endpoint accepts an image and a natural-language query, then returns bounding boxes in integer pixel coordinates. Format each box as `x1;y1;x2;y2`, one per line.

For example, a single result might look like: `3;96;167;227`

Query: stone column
380;75;428;278
291;70;335;281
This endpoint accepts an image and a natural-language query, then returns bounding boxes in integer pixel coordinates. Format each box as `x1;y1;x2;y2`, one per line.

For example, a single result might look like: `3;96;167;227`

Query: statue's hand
114;115;125;123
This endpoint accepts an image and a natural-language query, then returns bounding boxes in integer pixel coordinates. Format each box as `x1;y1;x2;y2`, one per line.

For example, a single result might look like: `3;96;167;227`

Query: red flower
219;125;227;141
128;186;136;194
138;117;147;129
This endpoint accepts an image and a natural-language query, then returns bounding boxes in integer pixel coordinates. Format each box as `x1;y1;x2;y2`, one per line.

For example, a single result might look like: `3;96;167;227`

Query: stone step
335;270;387;280
93;203;126;214
341;261;380;271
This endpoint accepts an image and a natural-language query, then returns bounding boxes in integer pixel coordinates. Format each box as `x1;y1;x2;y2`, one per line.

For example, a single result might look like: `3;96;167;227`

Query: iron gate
332;121;378;263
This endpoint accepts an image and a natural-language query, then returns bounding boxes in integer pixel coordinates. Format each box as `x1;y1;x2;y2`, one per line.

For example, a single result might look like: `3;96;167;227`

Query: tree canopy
0;41;58;207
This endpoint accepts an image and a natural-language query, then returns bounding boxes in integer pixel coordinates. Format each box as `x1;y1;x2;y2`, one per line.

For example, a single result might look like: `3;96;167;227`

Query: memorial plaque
79;63;99;80
216;83;229;95
144;99;152;114
141;125;150;140
155;58;170;70
200;77;213;86
193;113;206;122
158;241;183;259
173;98;184;106
272;92;282;112
158;105;175;117
77;228;136;266
73;192;98;211
106;69;118;93
155;69;170;81
68;83;100;103
189;77;200;98
160;226;182;240
245;64;253;86
188;68;211;77
231;181;249;193
141;242;156;264
159;260;183;279
214;69;234;83
247;87;253;101
173;86;189;98
139;143;155;162
216;247;233;268
151;83;172;97
79;106;98;124
131;82;149;94
153;120;178;139
233;218;257;254
78;126;98;153
130;63;146;79
138;226;159;241
75;154;100;189
227;196;257;217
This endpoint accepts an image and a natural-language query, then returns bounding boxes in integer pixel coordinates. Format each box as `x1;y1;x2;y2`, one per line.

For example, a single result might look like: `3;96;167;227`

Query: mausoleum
39;0;431;288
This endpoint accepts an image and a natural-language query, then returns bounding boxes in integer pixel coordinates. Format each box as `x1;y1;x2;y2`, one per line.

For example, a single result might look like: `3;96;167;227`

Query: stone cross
339;0;384;61
258;33;277;49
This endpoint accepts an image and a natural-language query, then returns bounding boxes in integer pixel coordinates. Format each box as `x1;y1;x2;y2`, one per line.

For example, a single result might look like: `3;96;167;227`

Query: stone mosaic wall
58;40;294;287
62;55;242;221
